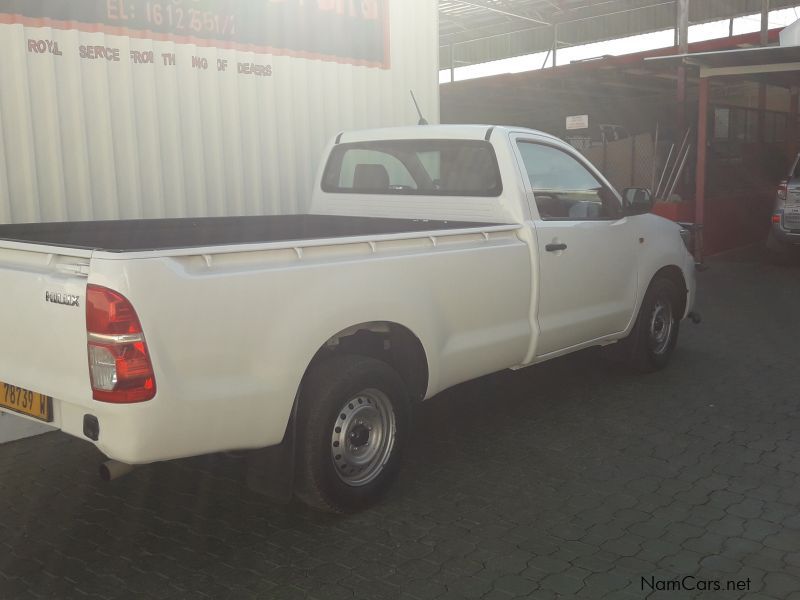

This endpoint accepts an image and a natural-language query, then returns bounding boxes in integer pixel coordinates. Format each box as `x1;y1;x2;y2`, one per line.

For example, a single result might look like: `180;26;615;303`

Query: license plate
0;382;53;422
785;207;800;229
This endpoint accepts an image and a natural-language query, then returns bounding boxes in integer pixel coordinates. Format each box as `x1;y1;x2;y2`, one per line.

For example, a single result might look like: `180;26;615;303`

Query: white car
0;125;697;512
768;152;800;258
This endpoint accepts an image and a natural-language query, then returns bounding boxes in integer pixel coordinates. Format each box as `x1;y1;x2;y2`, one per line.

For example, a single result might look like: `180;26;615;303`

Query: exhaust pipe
99;460;136;481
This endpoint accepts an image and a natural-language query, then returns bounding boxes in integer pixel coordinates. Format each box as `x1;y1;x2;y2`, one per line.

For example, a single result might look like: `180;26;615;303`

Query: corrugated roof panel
440;0;800;68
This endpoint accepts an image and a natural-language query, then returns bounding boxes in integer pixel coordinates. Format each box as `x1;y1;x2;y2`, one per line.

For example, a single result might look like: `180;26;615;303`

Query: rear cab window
322;139;503;197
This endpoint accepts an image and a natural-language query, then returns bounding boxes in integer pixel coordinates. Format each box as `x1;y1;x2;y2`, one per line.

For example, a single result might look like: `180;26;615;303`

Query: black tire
294;354;409;513
621;277;681;373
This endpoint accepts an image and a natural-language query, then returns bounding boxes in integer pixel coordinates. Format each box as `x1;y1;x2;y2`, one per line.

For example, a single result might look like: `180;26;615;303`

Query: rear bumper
38;397;166;464
769;223;800;247
12;390;293;465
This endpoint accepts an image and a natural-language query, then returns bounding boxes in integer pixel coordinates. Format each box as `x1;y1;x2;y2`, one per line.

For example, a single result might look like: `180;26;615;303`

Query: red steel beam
789;88;799;161
694;77;709;263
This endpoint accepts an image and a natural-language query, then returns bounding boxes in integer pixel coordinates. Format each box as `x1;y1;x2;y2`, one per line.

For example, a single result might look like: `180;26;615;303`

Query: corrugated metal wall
0;0;440;224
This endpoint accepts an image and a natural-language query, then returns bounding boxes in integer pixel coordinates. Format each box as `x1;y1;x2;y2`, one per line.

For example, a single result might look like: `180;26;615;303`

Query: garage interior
440;0;800;258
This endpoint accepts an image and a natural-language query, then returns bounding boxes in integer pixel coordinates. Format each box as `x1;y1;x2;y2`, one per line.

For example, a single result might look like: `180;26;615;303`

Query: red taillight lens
86;285;143;334
86;285;156;403
772;213;782;224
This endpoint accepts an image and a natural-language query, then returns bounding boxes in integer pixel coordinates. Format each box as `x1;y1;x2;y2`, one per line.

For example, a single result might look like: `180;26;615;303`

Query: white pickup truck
0;125;697;512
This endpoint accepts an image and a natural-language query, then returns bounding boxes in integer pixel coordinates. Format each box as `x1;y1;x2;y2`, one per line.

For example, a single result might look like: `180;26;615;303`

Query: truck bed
0;215;494;253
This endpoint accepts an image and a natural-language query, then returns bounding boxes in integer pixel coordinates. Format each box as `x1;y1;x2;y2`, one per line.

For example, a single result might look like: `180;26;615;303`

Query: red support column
789;88;799;161
676;0;688;134
694;77;709;263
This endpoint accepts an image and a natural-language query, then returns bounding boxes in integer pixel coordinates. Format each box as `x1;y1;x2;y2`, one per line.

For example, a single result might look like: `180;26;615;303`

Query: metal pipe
540;48;552;70
677;0;689;54
99;460;136;481
662;128;691;199
655;143;675;200
552;23;558;68
664;141;688;198
664;143;691;202
662;138;690;201
694;77;710;263
651;122;660;194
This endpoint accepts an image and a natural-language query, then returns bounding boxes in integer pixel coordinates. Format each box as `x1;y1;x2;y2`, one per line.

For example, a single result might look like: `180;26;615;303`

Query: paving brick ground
1;245;799;600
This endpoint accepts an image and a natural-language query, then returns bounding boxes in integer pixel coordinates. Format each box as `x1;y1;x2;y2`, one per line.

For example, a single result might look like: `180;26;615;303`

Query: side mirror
623;188;653;216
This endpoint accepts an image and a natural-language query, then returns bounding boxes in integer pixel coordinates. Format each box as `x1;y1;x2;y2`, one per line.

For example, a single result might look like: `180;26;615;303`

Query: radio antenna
410;90;428;125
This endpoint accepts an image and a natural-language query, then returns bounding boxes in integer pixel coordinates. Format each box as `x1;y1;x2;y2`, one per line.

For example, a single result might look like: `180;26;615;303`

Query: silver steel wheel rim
331;388;396;487
649;298;674;355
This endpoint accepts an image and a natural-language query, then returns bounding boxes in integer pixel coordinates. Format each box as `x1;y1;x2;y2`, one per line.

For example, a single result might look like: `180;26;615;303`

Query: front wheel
622;277;681;373
295;354;409;513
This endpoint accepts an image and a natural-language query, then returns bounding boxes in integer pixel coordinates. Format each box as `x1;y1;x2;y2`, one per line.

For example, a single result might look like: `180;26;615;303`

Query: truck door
513;137;640;357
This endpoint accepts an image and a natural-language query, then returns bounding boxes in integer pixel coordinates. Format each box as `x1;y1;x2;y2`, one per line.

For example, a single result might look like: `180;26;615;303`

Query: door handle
545;243;567;252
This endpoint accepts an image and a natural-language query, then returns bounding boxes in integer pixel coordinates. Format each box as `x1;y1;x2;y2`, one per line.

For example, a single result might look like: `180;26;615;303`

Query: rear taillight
86;285;156;403
777;180;788;202
772;213;783;224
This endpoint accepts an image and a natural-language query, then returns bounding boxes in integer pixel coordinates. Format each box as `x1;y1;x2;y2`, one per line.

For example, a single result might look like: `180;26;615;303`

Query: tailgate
0;243;94;418
786;182;800;230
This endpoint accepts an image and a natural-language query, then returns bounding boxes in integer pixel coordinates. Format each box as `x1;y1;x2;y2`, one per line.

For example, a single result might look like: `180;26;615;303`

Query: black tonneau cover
0;215;495;253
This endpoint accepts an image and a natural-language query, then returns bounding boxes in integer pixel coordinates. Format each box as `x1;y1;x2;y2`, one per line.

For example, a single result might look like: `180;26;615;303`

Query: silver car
767;153;800;257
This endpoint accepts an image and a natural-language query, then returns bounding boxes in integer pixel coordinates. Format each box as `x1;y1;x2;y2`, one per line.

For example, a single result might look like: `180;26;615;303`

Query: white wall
0;0;440;224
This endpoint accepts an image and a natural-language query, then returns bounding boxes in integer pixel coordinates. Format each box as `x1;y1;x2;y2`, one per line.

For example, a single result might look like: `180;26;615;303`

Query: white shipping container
0;0;440;224
0;0;439;441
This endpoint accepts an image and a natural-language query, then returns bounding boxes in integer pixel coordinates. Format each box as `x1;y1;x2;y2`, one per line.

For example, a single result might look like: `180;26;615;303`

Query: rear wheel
295;354;409;513
620;277;681;373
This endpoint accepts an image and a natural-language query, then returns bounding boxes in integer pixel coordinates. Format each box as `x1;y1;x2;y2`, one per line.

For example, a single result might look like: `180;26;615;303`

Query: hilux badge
45;291;80;307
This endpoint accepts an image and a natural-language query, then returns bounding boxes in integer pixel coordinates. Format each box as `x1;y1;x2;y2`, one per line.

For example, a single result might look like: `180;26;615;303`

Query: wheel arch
248;322;429;505
649;264;688;319
301;321;430;404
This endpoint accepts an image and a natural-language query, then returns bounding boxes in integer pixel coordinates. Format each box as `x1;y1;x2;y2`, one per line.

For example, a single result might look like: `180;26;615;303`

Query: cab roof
336;124;561;145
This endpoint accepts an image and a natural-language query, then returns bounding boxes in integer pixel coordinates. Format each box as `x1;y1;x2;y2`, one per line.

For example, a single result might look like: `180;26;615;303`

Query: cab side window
517;142;621;220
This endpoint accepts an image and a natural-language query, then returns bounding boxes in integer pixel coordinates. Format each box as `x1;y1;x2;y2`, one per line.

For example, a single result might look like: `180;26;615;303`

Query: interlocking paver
539;571;584;595
1;246;799;599
684;531;728;555
700;554;742;573
764;531;800;553
744;519;783;542
764;573;800;598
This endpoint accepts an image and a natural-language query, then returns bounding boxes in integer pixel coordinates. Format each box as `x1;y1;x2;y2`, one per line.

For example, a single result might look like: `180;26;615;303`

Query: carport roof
440;0;800;69
645;44;800;78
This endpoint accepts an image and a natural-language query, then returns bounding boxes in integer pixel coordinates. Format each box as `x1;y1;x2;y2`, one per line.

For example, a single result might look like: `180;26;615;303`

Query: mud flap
245;411;296;504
